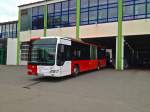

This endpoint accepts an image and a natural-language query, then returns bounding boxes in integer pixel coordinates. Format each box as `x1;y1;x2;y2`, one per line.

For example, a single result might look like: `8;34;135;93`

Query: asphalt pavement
0;65;150;112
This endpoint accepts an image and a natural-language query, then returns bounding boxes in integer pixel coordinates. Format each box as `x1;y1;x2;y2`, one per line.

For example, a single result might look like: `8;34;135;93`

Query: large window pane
32;17;38;30
55;2;61;12
54;16;61;28
2;25;6;38
89;10;97;24
32;7;38;16
48;4;54;13
89;6;97;26
135;3;146;19
108;7;117;22
135;0;145;4
69;14;76;26
123;5;134;20
80;12;88;25
21;9;31;31
89;0;98;7
62;1;68;11
108;0;117;4
48;16;54;28
9;24;13;38
55;12;61;16
38;16;44;29
81;0;88;8
62;15;68;27
148;0;150;17
12;23;17;38
61;1;68;27
99;0;107;5
147;3;150;17
69;0;76;26
39;6;44;15
48;4;54;28
5;24;9;38
32;6;44;30
98;9;107;23
69;0;76;10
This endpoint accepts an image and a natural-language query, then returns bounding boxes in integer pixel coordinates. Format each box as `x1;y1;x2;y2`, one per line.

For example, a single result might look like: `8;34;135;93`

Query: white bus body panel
37;65;60;77
60;61;71;77
37;63;71;77
59;38;71;77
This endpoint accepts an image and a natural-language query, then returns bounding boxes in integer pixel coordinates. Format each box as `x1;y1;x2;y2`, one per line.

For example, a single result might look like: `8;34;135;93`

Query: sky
0;0;43;22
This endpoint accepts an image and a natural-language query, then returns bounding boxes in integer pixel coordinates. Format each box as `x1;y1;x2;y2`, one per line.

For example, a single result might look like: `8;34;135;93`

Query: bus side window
65;45;71;61
90;46;97;60
72;49;81;60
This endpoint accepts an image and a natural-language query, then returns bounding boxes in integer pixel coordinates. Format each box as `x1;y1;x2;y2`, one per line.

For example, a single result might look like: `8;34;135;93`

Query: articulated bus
28;36;106;77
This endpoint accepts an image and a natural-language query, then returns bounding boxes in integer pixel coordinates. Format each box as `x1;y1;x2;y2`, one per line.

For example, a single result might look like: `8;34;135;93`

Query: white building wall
20;29;44;42
123;19;150;36
6;38;17;65
47;27;76;39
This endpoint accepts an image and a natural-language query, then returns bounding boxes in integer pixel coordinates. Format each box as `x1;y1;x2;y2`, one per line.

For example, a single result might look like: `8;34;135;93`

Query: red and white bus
28;36;106;77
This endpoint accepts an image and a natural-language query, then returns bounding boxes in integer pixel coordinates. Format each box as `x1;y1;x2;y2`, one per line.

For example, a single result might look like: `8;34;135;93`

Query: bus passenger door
57;44;71;76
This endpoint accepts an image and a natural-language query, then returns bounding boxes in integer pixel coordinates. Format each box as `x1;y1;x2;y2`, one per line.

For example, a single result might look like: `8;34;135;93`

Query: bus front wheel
73;65;79;76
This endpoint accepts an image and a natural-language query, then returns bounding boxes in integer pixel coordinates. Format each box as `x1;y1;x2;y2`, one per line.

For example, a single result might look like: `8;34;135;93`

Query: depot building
0;21;18;65
2;0;150;69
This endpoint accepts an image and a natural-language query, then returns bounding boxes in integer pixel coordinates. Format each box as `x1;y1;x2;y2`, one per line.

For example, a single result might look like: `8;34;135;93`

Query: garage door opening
83;35;150;70
124;35;150;69
82;37;116;69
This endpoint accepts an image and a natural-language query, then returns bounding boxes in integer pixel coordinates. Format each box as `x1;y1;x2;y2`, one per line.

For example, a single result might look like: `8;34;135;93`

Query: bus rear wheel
73;65;79;76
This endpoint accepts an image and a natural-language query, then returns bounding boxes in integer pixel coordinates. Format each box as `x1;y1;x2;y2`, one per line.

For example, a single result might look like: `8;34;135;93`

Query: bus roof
30;36;104;48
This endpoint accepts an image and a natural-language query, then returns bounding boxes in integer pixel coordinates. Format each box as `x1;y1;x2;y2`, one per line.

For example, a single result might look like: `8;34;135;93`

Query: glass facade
0;22;17;38
32;6;44;30
20;0;150;31
21;9;32;31
47;0;76;28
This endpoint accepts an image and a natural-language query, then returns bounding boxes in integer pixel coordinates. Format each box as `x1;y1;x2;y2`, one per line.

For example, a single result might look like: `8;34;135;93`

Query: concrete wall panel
20;30;43;42
47;27;76;39
123;19;150;36
6;38;17;65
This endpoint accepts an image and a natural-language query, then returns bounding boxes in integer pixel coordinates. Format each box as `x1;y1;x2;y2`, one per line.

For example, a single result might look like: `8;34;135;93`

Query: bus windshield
29;38;57;65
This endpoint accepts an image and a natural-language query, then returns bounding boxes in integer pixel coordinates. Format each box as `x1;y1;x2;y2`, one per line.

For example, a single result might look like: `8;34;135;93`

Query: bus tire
73;65;79;76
